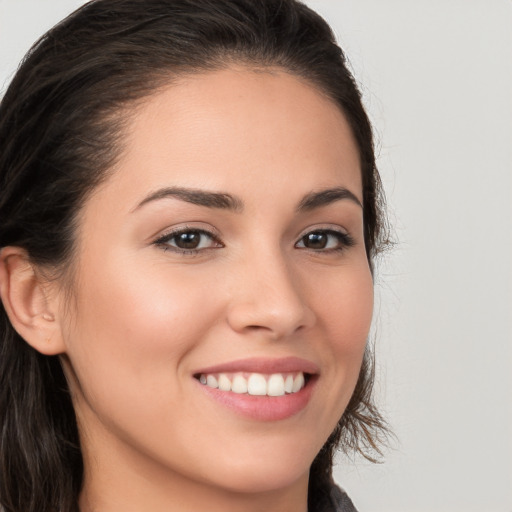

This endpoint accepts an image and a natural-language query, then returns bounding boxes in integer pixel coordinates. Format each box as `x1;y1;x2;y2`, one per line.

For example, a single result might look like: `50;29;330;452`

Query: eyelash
154;227;223;255
296;229;355;252
153;227;355;255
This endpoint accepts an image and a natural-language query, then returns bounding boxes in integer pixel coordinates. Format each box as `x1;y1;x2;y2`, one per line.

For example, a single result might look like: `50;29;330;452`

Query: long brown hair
0;1;389;511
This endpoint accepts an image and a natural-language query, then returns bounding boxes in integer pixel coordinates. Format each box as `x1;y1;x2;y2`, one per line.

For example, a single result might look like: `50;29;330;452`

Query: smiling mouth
195;371;310;397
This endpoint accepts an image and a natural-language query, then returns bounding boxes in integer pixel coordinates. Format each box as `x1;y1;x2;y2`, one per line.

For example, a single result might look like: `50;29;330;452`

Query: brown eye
155;229;222;252
302;232;329;249
174;232;202;249
295;230;354;252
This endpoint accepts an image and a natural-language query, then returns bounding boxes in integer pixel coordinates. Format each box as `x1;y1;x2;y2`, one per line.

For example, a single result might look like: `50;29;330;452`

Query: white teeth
218;373;231;391
267;374;285;396
247;373;267;395
199;371;307;396
206;375;218;388
292;372;305;393
284;374;294;393
231;374;248;394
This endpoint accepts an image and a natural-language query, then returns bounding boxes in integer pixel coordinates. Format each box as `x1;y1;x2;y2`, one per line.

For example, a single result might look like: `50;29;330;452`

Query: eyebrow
133;186;244;213
133;185;362;213
296;187;363;211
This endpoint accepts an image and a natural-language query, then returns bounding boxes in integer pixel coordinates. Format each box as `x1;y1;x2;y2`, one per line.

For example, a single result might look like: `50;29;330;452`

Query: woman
0;1;388;511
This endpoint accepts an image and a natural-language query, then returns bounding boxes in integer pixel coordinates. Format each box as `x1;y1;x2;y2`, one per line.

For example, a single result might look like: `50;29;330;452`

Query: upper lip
193;356;319;376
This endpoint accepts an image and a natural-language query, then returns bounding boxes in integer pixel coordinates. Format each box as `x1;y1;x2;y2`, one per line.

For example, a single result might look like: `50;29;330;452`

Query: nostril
225;287;316;339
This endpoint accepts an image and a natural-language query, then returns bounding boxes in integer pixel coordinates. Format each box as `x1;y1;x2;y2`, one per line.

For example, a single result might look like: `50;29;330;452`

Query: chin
197;443;315;495
212;467;309;496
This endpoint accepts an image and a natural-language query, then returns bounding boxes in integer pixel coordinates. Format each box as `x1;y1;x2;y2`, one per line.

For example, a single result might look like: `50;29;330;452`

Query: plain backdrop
1;2;511;511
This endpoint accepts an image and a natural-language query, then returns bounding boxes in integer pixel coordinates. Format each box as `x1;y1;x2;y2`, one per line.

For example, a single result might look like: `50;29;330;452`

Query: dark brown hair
0;1;388;511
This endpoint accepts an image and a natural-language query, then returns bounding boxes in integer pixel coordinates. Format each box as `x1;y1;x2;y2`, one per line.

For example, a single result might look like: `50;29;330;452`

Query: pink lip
193;356;320;376
193;357;319;422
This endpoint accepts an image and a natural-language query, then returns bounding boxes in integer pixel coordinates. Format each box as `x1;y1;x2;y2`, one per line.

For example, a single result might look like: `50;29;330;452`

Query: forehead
95;66;362;210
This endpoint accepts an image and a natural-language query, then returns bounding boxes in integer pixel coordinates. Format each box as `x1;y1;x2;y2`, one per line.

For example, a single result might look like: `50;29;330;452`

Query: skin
24;68;373;511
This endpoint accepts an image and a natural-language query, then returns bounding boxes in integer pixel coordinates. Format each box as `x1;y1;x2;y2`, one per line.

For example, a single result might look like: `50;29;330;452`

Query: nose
226;251;316;340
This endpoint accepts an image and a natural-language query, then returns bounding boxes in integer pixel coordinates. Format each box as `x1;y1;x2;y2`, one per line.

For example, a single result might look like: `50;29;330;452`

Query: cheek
59;254;231;465
312;264;373;392
61;254;222;401
316;264;373;345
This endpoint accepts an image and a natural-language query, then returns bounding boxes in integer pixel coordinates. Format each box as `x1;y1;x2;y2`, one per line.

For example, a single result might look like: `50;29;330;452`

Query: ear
0;247;66;355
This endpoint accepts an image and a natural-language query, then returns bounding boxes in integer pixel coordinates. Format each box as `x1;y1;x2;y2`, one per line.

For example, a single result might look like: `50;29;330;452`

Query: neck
79;463;309;512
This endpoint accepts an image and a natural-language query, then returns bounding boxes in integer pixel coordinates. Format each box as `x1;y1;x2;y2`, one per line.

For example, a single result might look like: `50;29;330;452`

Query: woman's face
57;67;373;499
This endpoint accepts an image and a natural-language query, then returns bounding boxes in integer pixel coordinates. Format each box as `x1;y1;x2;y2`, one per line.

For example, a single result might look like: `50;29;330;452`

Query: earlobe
0;247;65;355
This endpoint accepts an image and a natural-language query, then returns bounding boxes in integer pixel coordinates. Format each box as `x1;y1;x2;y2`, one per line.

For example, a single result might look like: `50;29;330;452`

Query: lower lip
196;376;317;421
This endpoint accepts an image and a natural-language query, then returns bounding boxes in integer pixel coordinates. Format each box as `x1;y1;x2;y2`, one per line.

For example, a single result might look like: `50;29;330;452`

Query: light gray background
1;1;511;511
